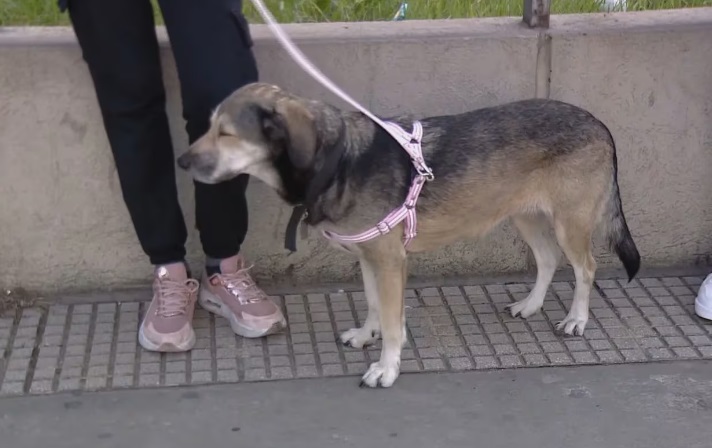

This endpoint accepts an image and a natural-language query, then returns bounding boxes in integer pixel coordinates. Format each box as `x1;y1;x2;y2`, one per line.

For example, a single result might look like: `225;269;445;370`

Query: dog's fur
177;82;640;388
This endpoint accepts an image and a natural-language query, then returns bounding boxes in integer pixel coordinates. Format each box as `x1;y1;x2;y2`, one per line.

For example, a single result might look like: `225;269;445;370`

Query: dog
177;82;640;388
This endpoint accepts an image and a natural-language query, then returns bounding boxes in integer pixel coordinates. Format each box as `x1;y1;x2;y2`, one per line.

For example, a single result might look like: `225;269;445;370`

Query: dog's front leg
359;243;407;388
339;258;381;348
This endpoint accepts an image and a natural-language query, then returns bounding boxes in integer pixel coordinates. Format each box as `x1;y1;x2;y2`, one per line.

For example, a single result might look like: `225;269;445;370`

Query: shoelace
155;278;199;317
220;264;268;304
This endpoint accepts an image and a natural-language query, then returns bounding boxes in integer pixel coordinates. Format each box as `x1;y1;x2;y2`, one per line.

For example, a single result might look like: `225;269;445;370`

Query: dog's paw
506;296;542;319
359;361;400;388
339;327;380;349
555;313;588;336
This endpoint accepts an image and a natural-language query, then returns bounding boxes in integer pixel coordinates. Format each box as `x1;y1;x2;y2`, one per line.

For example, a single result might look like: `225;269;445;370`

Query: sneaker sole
198;288;286;338
138;322;196;353
695;296;712;321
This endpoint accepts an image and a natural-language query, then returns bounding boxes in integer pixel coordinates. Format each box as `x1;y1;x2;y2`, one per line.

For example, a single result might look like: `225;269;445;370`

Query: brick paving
1;274;711;397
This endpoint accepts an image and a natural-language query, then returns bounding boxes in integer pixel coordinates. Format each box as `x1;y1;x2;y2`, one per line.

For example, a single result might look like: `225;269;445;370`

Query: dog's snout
177;153;192;170
176;149;220;183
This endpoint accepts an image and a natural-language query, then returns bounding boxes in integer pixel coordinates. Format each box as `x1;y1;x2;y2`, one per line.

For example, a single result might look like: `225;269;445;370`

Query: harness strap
381;121;431;179
284;204;306;252
321;120;429;248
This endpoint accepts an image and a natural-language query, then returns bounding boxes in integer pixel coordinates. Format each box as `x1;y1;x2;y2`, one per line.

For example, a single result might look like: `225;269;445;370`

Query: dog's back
364;98;640;281
419;98;618;185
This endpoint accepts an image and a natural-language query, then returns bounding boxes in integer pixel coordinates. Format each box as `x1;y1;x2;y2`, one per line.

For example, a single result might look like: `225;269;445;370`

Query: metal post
523;0;551;28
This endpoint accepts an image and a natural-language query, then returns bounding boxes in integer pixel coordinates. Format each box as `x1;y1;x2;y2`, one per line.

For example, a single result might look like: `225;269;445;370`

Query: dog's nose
177;153;191;170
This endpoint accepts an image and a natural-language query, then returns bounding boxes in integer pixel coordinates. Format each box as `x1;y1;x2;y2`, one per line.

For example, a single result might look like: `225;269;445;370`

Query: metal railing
523;0;551;28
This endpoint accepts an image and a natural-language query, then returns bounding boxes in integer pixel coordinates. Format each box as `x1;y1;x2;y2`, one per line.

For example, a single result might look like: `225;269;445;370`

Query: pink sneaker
138;262;199;352
199;255;286;338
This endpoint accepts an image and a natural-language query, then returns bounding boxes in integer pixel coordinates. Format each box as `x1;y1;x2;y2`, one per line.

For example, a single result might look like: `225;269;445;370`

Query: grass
0;0;710;26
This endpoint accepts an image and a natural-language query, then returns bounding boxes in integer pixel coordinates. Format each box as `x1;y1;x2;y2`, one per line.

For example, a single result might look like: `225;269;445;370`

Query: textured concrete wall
1;8;711;293
548;11;712;273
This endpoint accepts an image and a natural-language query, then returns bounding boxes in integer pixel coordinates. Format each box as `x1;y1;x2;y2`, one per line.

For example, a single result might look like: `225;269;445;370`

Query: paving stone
191;371;213;384
573;351;598;364
1;382;24;395
165;373;188;386
643;347;672;360
58;379;81;391
3;273;712;397
511;332;534;343
296;366;318;377
524;354;548;365
4;370;28;382
85;377;107;390
565;341;589;352
613;339;639;350
672;347;699;358
589;339;613;350
400;360;421;373
449;357;473;370
657;326;682;336
690;335;712;346
498;356;522;367
516;343;541;354
698;346;712;357
469;345;493;356
29;380;54;394
535;332;559;342
494;344;517;355
541;342;565;353
548;353;573;365
596;350;623;363
322;364;345;376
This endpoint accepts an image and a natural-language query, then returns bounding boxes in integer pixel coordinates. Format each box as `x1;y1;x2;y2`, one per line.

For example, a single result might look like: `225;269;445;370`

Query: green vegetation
1;0;710;26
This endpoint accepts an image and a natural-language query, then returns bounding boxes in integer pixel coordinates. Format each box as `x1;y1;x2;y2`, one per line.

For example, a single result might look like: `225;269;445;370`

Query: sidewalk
1;362;710;448
1;270;710;397
1;270;711;446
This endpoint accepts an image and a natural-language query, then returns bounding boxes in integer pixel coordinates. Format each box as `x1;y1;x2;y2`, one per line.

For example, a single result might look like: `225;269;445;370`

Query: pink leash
249;0;435;248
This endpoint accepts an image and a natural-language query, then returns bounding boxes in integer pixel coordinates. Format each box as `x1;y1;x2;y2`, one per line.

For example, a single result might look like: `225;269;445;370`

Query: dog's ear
261;98;317;170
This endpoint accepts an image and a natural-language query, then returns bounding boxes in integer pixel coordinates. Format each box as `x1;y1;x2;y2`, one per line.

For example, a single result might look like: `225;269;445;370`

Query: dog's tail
602;129;640;282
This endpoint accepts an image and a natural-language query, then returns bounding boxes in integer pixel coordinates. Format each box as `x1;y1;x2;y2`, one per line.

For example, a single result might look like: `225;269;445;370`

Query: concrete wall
1;8;711;293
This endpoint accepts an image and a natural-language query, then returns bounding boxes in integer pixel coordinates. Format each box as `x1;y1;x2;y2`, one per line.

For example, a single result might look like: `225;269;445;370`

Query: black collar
284;125;347;253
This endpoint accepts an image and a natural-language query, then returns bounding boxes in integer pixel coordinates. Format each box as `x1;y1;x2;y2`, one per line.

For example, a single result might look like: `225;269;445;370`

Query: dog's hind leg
507;213;560;319
359;238;407;388
553;215;597;336
339;258;381;348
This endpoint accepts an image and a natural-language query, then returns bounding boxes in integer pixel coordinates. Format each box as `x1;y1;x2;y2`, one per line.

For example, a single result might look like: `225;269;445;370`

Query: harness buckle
376;222;392;235
417;165;435;181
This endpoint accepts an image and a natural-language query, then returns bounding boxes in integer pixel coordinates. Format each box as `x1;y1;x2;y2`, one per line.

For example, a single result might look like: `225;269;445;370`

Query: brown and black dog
177;82;640;388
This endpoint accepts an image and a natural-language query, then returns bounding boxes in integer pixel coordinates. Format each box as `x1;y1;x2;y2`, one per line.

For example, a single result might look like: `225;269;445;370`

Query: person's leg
158;0;253;259
66;0;198;352
158;0;285;337
67;0;187;264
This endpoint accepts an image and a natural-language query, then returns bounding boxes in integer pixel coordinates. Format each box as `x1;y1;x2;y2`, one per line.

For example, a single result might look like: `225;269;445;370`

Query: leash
248;0;434;250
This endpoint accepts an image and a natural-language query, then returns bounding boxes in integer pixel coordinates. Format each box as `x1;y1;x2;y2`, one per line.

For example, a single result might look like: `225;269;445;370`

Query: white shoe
695;273;712;320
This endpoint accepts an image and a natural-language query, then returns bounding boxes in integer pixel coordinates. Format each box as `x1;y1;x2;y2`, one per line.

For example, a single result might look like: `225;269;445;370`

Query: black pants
64;0;257;265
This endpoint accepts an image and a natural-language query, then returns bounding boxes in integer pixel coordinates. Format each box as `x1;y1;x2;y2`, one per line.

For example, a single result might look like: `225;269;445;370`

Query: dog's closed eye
217;122;238;138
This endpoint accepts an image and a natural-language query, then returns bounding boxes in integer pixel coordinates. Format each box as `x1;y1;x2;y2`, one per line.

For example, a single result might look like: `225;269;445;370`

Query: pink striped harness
321;120;434;248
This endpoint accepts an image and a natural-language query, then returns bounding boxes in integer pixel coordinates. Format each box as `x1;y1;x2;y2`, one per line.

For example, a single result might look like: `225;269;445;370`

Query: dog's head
177;83;319;201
